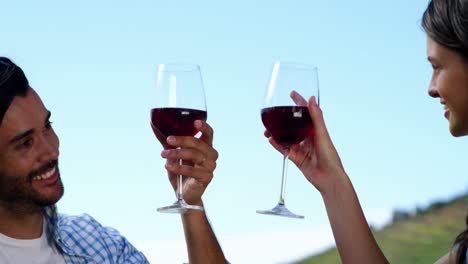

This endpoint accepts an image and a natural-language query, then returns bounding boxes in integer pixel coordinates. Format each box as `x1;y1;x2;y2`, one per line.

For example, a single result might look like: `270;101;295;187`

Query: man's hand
160;120;218;205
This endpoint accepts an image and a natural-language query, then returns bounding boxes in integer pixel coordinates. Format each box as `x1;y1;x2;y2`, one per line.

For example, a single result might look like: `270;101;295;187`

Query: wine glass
150;63;207;214
257;61;319;219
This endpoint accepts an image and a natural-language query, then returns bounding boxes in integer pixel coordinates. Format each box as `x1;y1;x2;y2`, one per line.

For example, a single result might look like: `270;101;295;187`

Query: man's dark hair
0;57;29;125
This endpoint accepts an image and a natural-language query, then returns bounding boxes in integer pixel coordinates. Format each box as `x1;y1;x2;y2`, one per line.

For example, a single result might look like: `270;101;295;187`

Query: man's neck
0;202;44;239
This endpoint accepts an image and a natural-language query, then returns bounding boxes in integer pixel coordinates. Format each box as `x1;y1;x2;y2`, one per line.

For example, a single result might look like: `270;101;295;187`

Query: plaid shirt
44;206;149;264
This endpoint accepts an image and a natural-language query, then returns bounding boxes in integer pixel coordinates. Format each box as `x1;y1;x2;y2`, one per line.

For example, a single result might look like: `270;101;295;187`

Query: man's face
0;88;63;211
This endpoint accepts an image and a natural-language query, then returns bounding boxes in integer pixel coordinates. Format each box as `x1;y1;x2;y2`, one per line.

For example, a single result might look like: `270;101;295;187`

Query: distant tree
415;206;425;216
392;209;411;223
427;201;447;212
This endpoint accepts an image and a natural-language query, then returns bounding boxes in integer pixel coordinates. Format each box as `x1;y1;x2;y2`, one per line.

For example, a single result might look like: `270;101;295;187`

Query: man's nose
37;135;59;163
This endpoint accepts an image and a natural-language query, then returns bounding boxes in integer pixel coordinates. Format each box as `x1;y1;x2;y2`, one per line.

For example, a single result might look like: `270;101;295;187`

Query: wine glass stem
177;158;183;201
278;148;289;206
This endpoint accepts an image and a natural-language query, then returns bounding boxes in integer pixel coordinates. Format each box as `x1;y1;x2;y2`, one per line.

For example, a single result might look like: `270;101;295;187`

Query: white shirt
0;219;66;264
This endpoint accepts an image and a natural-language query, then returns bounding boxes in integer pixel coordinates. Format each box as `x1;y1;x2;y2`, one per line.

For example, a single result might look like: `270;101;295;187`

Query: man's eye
45;121;53;130
19;139;33;149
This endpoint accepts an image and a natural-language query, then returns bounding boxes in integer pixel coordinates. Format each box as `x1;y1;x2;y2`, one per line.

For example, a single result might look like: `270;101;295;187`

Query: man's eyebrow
8;111;51;145
9;129;34;145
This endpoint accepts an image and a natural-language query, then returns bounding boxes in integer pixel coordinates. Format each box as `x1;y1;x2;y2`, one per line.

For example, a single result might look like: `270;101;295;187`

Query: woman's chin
449;119;468;137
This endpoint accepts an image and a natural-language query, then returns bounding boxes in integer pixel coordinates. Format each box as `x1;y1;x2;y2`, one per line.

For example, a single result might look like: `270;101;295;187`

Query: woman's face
427;37;468;137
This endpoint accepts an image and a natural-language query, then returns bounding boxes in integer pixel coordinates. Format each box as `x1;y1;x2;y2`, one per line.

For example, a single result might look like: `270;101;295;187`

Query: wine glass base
256;204;304;219
157;199;204;214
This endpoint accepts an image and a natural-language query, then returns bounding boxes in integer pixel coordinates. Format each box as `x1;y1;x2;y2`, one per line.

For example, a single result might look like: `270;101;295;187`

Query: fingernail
167;136;175;143
194;120;202;128
161;150;170;156
311;96;319;107
165;163;173;168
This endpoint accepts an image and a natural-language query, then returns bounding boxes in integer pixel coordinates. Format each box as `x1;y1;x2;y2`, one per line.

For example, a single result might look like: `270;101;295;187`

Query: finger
289;139;314;167
165;160;178;185
195;120;214;146
268;137;287;155
166;135;219;161
264;130;286;154
165;162;214;184
194;158;217;171
161;148;216;170
308;96;332;142
290;90;308;106
151;123;171;149
166;158;217;173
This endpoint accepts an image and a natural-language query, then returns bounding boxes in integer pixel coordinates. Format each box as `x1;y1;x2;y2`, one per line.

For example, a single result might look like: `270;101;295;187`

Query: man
0;57;227;263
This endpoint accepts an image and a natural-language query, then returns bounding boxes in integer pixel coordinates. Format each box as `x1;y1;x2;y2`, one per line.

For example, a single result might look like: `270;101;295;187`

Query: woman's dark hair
454;214;468;263
422;0;468;58
0;57;29;125
422;1;468;263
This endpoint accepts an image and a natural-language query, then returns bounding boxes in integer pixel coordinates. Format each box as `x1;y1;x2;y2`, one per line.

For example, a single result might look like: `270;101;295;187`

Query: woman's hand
265;92;346;194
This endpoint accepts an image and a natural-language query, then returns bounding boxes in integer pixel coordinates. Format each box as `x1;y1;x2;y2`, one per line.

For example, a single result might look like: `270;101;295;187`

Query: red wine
151;107;207;138
261;106;313;148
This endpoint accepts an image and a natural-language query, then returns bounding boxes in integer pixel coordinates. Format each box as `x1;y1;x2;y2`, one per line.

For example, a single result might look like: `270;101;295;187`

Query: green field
296;194;468;264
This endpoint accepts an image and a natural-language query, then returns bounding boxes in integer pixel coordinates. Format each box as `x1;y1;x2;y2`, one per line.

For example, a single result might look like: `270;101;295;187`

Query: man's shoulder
54;212;127;256
44;207;149;263
56;212;121;237
57;212;100;226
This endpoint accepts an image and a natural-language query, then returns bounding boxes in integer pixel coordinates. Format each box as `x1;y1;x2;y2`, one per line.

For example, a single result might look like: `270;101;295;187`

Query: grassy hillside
296;194;468;264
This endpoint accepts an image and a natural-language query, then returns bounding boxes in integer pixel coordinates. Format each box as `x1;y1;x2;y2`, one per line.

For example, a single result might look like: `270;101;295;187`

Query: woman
265;0;468;263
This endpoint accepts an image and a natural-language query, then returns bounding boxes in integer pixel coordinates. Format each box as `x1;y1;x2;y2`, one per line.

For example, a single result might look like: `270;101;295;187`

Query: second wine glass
150;63;207;214
257;61;319;219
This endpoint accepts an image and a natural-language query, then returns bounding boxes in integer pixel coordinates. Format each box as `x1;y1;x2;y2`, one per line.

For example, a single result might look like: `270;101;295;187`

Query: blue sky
3;0;468;262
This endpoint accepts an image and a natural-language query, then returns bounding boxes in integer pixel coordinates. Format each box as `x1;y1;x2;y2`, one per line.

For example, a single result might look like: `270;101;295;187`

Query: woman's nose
428;84;439;98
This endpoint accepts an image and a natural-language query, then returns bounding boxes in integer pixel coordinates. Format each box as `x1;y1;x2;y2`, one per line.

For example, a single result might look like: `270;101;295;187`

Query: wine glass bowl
151;108;207;138
261;105;313;149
